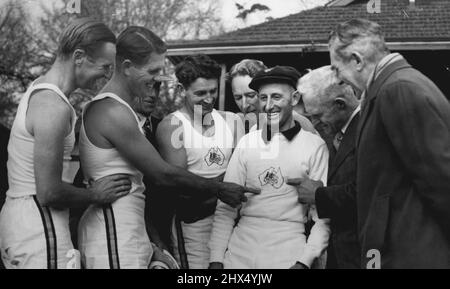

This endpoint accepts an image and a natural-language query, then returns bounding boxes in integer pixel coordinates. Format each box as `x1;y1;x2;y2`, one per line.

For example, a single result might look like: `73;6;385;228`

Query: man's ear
293;92;306;115
175;83;186;97
122;60;133;76
73;49;86;66
291;90;301;107
334;97;347;110
351;52;364;72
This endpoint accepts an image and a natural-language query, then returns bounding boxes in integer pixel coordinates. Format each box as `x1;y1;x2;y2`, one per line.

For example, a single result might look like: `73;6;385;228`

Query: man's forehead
259;82;294;93
190;78;218;89
140;52;166;69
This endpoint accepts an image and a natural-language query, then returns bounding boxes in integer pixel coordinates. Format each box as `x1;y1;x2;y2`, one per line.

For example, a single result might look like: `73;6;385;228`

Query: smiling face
75;42;116;90
184;77;219;117
231;75;259;114
302;95;345;136
129;52;166;116
298;66;358;136
258;83;299;131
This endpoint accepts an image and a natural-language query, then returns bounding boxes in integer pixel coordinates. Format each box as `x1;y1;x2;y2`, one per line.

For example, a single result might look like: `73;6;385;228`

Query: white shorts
78;195;152;269
223;217;307;269
172;215;214;269
0;196;75;269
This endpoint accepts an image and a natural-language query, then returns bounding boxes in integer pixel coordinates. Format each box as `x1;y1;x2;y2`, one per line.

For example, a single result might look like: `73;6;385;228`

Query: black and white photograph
0;0;449;277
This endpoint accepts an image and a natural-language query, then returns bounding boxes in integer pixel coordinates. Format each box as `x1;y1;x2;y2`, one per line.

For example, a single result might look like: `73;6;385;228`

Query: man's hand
149;243;179;269
209;262;224;269
289;262;310;269
89;174;132;205
287;177;323;205
217;182;260;208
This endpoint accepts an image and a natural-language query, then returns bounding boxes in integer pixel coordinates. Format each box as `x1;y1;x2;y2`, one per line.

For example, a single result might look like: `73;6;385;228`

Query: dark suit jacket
357;58;450;268
316;114;360;269
143;116;176;247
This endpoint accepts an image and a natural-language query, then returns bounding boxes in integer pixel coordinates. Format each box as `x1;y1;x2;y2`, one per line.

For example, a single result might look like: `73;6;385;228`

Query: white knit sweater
209;128;330;268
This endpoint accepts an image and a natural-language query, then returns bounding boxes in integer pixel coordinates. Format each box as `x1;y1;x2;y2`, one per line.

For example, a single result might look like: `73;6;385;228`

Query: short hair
298;65;356;105
57;18;116;58
175;54;221;88
227;59;267;81
328;18;389;63
116;26;167;66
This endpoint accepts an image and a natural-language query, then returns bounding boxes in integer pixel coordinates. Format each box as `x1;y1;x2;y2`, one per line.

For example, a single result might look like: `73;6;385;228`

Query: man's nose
203;95;214;104
264;97;274;111
242;97;249;110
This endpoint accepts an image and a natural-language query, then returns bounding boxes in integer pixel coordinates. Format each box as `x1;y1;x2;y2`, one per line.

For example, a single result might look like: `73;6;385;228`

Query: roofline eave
168;41;450;56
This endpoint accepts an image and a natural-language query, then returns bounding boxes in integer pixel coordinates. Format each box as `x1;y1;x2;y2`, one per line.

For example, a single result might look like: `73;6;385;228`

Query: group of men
0;17;449;269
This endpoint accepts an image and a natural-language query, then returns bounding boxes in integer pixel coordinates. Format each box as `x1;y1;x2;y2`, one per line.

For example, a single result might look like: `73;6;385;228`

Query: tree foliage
0;0;224;127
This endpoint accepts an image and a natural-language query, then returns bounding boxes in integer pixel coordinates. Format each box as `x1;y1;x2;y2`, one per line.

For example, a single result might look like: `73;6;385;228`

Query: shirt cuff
209;249;226;264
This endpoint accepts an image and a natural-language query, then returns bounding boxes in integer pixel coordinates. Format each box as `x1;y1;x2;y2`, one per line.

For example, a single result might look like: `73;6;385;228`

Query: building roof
168;0;450;56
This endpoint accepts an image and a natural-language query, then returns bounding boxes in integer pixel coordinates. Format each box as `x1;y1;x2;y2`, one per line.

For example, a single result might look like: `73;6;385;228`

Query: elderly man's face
300;85;350;136
330;40;362;91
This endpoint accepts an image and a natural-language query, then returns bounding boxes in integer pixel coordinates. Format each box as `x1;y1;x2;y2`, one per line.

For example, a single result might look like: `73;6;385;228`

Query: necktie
333;131;344;151
142;117;152;138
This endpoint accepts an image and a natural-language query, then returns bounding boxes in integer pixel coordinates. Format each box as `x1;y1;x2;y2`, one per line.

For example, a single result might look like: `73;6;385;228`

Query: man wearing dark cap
209;66;330;269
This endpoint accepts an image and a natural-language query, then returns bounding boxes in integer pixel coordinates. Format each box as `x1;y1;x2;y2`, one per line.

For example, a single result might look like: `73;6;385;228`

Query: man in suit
289;65;360;269
131;80;174;252
326;18;450;268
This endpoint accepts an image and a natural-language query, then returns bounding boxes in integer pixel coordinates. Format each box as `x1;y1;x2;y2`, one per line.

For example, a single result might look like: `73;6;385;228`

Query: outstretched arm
98;104;259;208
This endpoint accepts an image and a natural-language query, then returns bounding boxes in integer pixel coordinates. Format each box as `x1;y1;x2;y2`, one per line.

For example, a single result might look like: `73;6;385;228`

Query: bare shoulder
218;110;239;121
85;97;138;133
27;90;72;135
156;112;183;139
28;89;71;115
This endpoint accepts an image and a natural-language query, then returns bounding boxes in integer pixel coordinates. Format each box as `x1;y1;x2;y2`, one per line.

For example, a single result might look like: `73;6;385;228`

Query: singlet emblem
204;147;225;166
258;167;284;189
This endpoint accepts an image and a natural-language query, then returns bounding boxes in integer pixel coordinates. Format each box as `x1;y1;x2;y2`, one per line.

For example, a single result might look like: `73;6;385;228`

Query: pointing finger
287;178;304;186
243;187;261;195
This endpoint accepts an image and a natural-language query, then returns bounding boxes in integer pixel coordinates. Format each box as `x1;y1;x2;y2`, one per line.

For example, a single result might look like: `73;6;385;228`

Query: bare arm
29;91;130;208
96;103;259;208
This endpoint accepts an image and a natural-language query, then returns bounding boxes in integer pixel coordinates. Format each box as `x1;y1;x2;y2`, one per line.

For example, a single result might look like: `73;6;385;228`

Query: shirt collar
361;53;404;106
262;121;301;142
341;105;361;134
366;53;404;91
137;113;146;127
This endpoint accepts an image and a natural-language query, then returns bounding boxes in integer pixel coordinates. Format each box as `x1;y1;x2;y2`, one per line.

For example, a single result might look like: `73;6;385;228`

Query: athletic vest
7;82;76;197
172;110;234;178
79;93;145;199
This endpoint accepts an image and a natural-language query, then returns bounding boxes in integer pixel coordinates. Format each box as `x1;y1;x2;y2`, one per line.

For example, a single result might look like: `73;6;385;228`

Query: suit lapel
356;59;412;147
328;114;359;180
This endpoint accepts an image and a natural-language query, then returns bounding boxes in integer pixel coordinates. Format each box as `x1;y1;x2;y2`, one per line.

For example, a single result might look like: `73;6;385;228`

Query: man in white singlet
78;27;258;269
0;18;132;269
157;54;244;269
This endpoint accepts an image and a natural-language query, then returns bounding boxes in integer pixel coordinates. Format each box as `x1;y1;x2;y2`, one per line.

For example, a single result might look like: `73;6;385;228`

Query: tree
0;0;50;126
0;0;225;127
